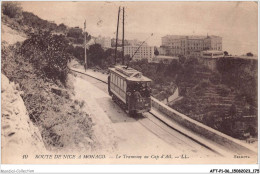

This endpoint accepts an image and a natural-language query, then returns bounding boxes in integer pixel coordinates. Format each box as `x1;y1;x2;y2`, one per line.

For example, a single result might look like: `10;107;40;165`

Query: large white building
124;45;155;62
161;35;222;57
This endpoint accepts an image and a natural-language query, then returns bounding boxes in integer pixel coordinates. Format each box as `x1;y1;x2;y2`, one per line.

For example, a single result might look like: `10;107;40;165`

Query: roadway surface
72;71;220;160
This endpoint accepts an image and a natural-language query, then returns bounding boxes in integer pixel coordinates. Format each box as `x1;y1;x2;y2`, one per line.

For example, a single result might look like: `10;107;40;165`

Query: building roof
188;36;206;39
109;65;152;82
162;35;222;40
124;44;152;48
162;35;186;39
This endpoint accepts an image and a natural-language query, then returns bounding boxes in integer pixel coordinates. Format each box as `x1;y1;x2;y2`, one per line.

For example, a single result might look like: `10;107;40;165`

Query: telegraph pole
122;7;125;65
84;20;87;71
115;7;120;65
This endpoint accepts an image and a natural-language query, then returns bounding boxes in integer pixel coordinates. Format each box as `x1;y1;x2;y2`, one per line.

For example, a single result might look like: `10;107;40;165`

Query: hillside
171;57;257;139
1;4;95;155
2;9;67;35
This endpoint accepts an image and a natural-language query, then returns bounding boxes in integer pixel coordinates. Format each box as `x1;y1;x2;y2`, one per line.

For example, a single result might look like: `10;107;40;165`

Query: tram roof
109;65;152;82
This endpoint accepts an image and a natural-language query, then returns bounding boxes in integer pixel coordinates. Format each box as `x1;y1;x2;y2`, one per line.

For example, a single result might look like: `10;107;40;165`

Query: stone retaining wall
151;97;257;155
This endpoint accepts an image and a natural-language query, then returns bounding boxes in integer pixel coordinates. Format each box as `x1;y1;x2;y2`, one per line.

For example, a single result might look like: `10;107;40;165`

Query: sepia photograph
1;0;258;171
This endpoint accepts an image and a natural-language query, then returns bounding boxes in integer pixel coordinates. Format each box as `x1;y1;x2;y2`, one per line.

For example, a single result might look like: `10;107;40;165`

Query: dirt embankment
1;74;46;163
2;24;27;45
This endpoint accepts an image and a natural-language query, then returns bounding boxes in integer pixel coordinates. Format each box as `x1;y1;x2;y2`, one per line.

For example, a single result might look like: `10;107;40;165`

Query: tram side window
113;74;115;84
121;78;123;89
123;81;126;92
116;76;119;86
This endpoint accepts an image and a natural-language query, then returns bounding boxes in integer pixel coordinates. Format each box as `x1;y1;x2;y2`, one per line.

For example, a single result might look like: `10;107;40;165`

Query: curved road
72;72;220;161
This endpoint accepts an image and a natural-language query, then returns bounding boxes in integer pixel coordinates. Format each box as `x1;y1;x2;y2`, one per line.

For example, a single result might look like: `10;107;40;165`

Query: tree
246;52;254;57
88;44;105;67
57;23;68;33
166;60;181;76
67;27;83;39
154;48;159;56
2;2;22;18
179;55;186;64
124;54;131;66
20;32;71;84
224;51;229;56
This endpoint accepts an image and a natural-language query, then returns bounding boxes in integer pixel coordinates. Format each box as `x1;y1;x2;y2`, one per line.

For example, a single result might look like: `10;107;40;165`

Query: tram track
70;68;221;156
145;111;222;156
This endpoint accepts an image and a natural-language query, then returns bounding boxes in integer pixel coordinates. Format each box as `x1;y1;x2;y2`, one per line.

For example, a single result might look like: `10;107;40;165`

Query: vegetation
2;2;22;18
216;58;257;109
154;48;159;56
2;43;94;150
70;44;122;70
67;27;91;44
1;6;94;150
224;51;228;56
172;57;258;139
20;32;72;85
246;52;254;57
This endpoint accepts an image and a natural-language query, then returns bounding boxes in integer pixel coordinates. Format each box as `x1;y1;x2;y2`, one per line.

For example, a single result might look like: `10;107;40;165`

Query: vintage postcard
1;1;258;168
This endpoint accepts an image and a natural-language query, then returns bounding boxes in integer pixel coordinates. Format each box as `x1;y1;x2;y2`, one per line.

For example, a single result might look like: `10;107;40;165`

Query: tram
108;65;152;115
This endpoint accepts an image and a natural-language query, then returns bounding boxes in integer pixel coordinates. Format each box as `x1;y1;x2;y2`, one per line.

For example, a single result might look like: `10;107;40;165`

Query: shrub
2;2;22;18
20;32;72;85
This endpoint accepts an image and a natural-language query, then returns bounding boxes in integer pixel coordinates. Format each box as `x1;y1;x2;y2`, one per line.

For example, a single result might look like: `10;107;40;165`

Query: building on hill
124;44;154;62
161;35;222;57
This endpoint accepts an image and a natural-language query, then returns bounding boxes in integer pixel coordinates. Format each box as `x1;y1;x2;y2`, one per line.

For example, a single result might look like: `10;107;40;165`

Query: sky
20;1;258;56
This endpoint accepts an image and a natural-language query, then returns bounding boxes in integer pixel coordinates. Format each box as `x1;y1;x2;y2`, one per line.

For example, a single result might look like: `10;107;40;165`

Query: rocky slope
1;74;46;163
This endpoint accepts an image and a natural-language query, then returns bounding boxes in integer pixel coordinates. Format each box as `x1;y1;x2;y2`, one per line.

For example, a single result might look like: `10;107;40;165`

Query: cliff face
1;74;46;163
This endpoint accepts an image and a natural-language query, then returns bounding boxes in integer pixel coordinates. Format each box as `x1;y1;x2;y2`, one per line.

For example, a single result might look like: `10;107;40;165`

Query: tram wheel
112;95;116;101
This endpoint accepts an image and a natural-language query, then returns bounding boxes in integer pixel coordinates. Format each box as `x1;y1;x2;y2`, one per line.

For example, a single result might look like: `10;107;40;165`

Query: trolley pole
115;7;120;65
84;20;87;71
122;7;125;65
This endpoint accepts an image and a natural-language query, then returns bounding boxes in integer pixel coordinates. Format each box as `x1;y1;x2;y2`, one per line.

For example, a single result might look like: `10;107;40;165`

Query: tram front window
128;82;151;98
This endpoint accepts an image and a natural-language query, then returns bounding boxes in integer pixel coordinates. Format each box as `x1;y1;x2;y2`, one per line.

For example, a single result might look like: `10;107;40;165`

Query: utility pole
115;7;120;65
122;7;125;65
84;20;87;71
